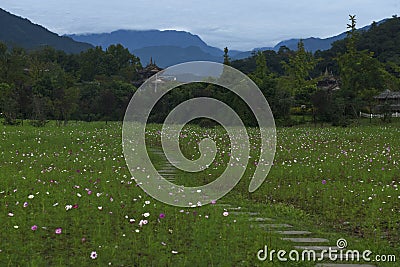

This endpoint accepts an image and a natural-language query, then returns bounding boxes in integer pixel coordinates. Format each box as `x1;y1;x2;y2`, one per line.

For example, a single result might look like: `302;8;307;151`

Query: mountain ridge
68;29;226;57
0;8;93;53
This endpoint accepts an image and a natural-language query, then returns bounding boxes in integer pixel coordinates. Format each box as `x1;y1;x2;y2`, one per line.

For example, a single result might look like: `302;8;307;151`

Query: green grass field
0;121;398;266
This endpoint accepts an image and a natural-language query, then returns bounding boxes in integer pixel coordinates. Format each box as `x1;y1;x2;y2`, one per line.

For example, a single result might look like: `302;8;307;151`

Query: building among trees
132;58;163;88
317;69;340;91
374;89;400;112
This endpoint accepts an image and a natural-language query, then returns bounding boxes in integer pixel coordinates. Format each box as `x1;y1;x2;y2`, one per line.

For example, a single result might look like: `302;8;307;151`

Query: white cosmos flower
90;251;97;259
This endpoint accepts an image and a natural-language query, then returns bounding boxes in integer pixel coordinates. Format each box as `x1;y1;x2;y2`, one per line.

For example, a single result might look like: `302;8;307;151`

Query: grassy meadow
0;120;399;266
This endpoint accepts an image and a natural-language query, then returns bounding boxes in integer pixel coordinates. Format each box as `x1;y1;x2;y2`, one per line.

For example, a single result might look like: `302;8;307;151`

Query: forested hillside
0;8;93;53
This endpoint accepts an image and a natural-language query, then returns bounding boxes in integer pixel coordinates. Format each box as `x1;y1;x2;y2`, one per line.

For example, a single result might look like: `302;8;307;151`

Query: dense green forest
1;15;400;127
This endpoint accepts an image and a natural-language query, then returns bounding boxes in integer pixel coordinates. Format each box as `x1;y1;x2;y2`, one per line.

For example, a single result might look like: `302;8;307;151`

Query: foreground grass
0;121;398;266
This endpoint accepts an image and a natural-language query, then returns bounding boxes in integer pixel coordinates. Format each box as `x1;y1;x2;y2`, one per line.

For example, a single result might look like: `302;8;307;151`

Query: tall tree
0;83;19;125
337;15;387;118
0;42;8;82
223;47;231;66
281;40;317;107
248;51;291;120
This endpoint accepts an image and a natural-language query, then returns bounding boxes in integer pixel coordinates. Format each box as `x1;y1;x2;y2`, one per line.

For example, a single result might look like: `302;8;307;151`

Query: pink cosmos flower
55;228;62;234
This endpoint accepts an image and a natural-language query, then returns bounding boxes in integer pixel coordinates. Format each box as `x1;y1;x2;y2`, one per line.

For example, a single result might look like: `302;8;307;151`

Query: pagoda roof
374;89;400;99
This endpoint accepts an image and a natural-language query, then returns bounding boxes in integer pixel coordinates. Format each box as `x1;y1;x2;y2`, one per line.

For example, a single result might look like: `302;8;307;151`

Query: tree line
0;43;140;125
1;15;400;127
232;15;400;126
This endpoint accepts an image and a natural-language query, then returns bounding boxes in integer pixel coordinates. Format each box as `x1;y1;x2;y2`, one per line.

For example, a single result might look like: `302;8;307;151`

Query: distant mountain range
268;19;385;51
0;7;387;67
0;8;92;53
68;21;384;67
68;30;244;67
233;20;386;59
69;29;224;56
69;29;348;66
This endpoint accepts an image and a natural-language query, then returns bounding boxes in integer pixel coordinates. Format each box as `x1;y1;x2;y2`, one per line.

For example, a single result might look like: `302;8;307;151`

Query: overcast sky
1;0;399;50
